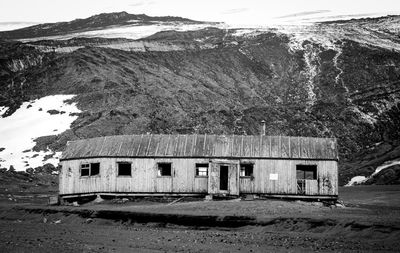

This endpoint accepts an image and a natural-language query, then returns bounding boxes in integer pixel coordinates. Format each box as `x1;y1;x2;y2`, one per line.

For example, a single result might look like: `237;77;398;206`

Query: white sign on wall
269;173;278;180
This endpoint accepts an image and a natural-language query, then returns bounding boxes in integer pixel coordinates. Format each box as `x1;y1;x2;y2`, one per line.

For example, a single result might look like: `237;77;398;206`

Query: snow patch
32;45;84;53
0;95;80;171
332;47;344;85
284;27;356;106
345;176;367;186
372;159;400;177
302;44;319;109
345;159;400;186
350;107;377;125
232;29;258;37
19;23;220;42
287;36;321;110
238;47;254;60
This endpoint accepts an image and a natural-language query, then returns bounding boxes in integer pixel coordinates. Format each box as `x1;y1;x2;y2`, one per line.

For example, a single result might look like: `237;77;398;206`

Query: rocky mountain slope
1;12;400;185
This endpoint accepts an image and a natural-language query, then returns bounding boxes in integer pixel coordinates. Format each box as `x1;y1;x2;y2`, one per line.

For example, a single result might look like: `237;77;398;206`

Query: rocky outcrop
29;40;211;53
7;55;43;72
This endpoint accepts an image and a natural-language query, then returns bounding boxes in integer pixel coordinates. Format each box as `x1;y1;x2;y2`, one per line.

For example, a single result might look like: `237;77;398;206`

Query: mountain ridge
0;11;208;40
0;13;400;185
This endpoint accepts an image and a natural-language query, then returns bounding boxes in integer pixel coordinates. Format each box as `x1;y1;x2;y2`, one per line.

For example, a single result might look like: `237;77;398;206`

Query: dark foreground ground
0;185;399;252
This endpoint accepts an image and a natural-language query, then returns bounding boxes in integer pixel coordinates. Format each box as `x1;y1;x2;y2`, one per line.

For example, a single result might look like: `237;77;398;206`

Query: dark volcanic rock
34;163;57;174
47;109;61;115
1;14;400;185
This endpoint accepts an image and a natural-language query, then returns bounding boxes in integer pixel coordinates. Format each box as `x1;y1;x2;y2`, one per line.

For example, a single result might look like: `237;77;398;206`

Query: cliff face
1;14;400;184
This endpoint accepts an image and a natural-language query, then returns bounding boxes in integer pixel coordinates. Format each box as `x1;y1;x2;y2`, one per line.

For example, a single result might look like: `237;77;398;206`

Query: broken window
195;163;208;177
81;164;90;176
80;163;100;177
157;163;172;176
240;163;254;177
118;162;132;176
91;163;100;176
296;165;317;180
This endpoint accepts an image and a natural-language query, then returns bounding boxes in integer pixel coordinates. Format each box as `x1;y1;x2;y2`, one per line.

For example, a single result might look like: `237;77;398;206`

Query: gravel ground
0;185;399;252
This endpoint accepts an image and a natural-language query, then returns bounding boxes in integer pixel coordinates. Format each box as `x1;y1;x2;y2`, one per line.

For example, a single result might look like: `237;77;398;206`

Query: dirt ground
0;185;399;252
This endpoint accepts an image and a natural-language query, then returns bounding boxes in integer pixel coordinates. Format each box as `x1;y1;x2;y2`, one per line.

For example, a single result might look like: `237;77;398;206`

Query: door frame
208;160;239;195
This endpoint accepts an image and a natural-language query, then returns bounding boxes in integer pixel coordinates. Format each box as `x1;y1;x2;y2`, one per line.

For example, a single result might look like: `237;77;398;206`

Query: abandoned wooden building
59;134;338;201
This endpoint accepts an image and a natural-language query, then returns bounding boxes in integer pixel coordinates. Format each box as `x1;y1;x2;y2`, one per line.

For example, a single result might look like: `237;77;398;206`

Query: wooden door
208;162;219;194
228;163;239;195
208;161;239;195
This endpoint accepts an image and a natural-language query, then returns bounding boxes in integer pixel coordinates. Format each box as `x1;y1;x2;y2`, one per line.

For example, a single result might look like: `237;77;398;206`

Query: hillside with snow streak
0;95;80;170
1;13;400;185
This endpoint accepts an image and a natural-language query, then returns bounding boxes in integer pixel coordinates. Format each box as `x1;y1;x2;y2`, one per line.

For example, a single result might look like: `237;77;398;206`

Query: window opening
195;163;208;177
91;163;100;176
296;165;317;180
80;163;100;177
240;163;254;177
118;162;132;176
158;163;172;176
296;165;317;195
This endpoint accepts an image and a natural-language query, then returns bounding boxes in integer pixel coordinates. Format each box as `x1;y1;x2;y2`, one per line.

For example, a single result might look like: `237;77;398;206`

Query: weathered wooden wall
238;160;337;196
60;158;209;195
59;158;338;196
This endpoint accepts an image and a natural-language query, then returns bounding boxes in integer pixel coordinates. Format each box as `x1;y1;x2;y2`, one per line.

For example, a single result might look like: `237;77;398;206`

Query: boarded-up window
296;165;317;180
158;163;172;176
81;163;100;177
240;163;254;177
118;162;132;176
195;163;208;177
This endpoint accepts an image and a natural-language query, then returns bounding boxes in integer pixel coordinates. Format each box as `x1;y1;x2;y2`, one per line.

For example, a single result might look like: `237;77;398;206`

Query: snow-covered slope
347;159;400;186
345;176;367;186
0;95;80;170
19;23;219;42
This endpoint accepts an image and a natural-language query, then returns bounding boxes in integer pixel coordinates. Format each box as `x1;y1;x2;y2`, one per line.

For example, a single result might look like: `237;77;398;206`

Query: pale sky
1;0;400;27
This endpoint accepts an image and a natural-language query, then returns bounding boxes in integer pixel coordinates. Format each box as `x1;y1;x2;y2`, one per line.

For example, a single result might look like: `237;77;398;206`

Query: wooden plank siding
60;158;211;195
305;180;319;195
59;158;338;196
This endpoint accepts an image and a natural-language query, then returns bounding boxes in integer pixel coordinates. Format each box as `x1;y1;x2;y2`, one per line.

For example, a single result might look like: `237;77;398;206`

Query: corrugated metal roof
60;134;338;160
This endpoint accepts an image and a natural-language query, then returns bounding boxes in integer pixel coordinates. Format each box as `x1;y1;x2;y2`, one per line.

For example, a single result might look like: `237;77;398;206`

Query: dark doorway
220;165;228;190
